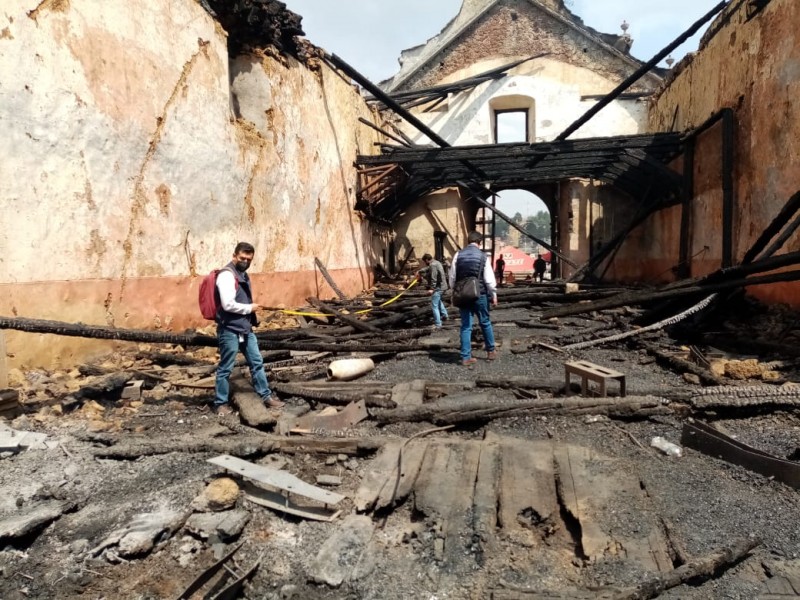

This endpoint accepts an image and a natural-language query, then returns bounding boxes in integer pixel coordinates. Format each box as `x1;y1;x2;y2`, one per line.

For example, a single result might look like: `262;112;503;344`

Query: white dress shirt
216;269;254;315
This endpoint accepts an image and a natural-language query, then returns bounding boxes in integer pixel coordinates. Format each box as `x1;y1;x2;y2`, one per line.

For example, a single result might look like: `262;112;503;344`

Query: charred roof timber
199;0;304;55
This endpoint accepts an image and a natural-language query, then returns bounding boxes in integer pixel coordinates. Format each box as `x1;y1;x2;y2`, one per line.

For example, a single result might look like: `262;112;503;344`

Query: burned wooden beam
742;190;800;263
556;1;728;141
314;257;347;300
372;394;670;425
90;433;386;460
308;298;380;333
0;315;217;347
612;537;760;600
543;266;800;319
357;117;413;148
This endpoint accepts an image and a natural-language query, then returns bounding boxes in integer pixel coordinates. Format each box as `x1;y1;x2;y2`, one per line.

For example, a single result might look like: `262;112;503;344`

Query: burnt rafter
355;133;684;219
370;53;550;112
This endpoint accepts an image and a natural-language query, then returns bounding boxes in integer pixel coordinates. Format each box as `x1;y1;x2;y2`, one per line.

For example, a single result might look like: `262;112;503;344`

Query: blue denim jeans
458;294;496;361
214;328;271;406
431;290;449;326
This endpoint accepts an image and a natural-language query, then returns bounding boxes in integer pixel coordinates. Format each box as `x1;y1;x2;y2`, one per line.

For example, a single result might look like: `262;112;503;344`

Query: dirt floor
1;290;800;600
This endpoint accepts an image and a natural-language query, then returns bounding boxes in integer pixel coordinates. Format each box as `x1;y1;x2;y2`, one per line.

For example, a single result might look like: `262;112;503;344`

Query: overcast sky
283;0;721;218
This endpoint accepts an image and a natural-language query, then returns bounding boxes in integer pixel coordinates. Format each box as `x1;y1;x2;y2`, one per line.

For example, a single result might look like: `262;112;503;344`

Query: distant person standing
449;231;498;366
417;253;449;328
533;254;547;282
494;255;506;286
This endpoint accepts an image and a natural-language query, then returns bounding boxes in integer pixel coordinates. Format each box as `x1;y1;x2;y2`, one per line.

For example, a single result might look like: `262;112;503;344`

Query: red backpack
198;267;237;320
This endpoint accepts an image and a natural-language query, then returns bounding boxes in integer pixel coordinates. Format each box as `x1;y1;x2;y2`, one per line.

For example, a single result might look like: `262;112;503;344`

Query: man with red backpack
213;242;284;416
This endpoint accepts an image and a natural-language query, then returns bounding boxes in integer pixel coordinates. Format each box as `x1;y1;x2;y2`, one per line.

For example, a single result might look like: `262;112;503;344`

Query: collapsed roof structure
2;0;800;598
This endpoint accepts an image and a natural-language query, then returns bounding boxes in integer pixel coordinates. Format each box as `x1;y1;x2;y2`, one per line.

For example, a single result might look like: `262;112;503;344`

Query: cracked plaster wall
644;0;800;302
0;0;379;368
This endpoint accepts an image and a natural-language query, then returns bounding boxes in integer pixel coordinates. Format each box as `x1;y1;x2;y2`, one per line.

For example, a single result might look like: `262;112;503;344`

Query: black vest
455;245;488;296
216;262;257;334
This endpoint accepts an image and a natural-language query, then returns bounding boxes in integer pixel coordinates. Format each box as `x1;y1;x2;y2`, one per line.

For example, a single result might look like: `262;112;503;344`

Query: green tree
494;217;510;240
524;210;551;240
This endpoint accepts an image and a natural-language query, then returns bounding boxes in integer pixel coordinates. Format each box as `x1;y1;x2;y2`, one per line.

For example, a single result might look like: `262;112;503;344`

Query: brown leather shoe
214;404;234;416
487;350;498;360
461;357;477;366
264;395;286;409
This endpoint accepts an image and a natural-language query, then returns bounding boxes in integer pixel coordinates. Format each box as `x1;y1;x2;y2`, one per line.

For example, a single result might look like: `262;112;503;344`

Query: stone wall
0;0;380;368
646;0;800;302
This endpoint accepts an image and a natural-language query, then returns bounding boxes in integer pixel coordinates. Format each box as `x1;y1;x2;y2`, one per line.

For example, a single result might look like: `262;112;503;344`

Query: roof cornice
385;0;661;93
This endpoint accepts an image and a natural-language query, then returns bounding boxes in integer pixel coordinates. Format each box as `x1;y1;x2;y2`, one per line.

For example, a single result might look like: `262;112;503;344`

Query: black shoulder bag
451;253;486;308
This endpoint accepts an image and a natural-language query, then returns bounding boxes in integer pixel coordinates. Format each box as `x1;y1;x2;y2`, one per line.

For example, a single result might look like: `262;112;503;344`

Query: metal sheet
208;455;345;505
681;421;800;490
242;482;342;522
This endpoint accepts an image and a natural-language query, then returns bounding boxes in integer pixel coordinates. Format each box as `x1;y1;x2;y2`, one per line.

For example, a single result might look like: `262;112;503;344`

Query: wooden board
554;444;619;561
231;391;277;427
444;441;483;569
376;440;428;510
208;455;344;505
472;438;500;546
353;440;402;512
496;436;558;547
554;444;671;572
413;441;482;569
391;379;426;407
293;400;368;432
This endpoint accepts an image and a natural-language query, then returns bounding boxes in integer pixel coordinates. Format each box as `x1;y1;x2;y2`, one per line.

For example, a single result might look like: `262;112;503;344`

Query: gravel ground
0;301;799;599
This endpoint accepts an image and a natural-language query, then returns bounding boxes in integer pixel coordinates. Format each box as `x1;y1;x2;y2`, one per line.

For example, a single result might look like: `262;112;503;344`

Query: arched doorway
475;186;559;280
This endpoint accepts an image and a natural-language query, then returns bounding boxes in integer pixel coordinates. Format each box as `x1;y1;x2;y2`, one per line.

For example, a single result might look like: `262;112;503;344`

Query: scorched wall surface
0;0;379;367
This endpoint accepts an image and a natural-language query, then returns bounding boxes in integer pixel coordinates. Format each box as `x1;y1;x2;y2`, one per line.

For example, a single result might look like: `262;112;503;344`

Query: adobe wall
0;0;380;369
645;0;800;302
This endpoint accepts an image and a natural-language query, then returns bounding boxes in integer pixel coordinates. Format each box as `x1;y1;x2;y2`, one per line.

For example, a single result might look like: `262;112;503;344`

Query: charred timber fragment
612;537;760;600
271;382;395;408
637;342;724;386
203;0;304;55
308;298;380;333
0;316;217;347
91;434;385;460
372;395;670;425
543;258;800;319
0;315;441;354
690;385;800;409
314;258;347;301
742;190;800;263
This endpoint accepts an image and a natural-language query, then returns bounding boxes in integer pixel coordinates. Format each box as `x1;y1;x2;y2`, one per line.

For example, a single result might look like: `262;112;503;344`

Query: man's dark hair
467;231;483;245
421;253;432;261
234;241;255;255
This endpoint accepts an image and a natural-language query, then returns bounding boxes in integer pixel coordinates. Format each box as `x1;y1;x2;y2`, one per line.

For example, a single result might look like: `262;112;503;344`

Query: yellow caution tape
280;278;420;318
